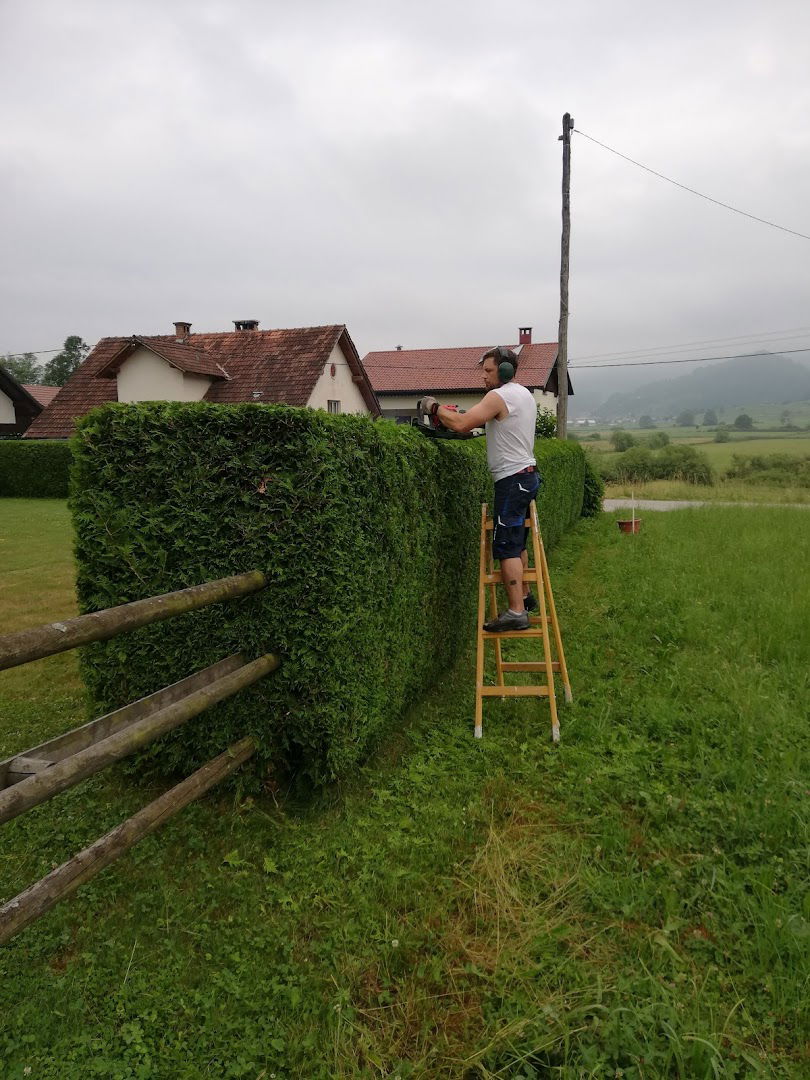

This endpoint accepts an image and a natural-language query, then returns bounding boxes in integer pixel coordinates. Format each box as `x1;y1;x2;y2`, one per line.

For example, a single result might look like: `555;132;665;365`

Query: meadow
573;427;810;503
0;499;808;1078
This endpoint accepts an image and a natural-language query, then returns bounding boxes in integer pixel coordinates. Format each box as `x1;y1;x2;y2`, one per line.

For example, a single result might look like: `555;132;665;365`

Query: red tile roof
26;325;379;438
21;384;60;407
362;342;559;394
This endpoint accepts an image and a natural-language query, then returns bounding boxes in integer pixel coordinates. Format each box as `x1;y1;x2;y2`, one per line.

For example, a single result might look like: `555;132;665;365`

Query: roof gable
98;337;229;380
0;366;44;412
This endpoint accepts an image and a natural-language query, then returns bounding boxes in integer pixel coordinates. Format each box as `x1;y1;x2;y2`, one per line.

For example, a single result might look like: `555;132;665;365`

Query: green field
578;428;810;503
581;432;810;462
1;501;808;1077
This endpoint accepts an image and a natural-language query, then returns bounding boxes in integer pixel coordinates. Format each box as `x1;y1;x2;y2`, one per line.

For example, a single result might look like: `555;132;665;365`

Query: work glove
418;396;439;416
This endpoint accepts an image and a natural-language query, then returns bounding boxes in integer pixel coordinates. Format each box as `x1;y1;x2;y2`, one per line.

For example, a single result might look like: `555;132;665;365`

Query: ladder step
479;685;550;697
483;572;539;585
482;629;545;639
500;662;560;672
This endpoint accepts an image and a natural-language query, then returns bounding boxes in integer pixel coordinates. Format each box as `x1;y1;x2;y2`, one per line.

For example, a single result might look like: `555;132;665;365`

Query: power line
574;128;810;242
569;346;810;370
2;347;62;357
569;325;810;363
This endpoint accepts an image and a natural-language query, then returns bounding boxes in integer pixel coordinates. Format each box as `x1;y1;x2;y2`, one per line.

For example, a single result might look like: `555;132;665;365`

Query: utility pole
556;112;574;439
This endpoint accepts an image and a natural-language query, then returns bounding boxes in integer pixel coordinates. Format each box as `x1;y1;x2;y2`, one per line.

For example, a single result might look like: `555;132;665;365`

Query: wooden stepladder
474;500;571;742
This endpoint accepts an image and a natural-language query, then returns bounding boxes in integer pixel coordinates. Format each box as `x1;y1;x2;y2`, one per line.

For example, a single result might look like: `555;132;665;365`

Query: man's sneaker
523;591;537;612
483;609;530;633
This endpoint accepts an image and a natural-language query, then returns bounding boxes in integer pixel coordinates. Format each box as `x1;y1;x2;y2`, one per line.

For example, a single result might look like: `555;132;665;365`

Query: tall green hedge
0;439;72;497
70;403;586;782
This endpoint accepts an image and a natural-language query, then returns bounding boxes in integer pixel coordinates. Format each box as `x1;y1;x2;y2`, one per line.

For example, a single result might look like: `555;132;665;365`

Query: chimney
395;345;403;351
519;327;532;345
174;321;191;342
234;319;260;332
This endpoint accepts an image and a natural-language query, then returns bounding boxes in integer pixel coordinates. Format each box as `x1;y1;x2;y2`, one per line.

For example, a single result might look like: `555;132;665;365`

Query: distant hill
594;352;810;421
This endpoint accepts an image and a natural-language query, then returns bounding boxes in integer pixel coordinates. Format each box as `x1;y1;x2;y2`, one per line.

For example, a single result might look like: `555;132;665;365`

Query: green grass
604;480;810;504
1;502;808;1077
0;499;86;754
691;437;810;469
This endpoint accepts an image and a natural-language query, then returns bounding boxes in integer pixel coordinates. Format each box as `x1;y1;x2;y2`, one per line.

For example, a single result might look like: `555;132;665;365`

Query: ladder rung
479;685;549;697
484;518;531;530
482;629;545;639
500;662;560;672
483;572;539;585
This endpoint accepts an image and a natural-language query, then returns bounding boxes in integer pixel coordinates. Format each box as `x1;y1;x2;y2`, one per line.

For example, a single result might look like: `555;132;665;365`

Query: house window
327;400;341;414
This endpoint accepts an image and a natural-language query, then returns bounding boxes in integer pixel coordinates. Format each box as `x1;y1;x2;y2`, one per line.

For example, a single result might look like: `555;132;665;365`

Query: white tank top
485;382;537;482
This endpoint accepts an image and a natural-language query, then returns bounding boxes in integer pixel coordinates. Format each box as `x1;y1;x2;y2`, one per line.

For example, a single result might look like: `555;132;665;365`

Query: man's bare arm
437;391;506;432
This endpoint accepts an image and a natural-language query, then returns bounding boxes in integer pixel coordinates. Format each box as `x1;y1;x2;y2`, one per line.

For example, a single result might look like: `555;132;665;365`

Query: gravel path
604;498;810;512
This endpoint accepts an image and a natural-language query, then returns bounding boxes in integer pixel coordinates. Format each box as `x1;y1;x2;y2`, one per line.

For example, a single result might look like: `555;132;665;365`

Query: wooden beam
556;111;574;440
0;655;245;790
0;653;279;826
0;737;256;946
0;570;267;672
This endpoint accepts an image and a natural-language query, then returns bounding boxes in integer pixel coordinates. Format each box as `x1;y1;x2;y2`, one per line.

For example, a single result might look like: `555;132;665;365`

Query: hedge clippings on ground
70;403;586;782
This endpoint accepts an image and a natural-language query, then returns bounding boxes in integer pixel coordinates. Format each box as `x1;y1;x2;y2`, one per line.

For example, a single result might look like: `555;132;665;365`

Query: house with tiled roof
26;320;380;439
362;328;571;423
23;384;61;409
0;366;59;436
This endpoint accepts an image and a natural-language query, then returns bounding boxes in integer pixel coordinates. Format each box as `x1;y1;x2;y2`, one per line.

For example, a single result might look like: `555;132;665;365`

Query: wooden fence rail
0;653;279;825
0;737;257;946
0;568;279;945
0;569;267;671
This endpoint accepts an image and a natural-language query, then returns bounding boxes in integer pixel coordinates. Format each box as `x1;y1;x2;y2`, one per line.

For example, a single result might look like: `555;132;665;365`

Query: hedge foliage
581;454;605;517
0;439;72;497
725;452;810;488
71;403;586;783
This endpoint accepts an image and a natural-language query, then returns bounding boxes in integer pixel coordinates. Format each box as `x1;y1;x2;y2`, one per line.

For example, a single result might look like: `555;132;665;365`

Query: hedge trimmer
415;398;484;440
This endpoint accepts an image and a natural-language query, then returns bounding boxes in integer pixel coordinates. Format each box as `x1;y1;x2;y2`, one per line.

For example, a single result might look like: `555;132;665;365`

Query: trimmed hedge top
71;403;586;782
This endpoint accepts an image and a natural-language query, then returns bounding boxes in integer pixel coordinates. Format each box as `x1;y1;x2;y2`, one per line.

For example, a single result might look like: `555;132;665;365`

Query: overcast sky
2;0;809;385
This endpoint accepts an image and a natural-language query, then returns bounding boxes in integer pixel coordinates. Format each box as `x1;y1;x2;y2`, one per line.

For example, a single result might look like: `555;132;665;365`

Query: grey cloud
1;0;809;401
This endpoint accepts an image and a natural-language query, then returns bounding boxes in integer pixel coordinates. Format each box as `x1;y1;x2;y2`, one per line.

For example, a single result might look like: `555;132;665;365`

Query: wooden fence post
0;737;256;946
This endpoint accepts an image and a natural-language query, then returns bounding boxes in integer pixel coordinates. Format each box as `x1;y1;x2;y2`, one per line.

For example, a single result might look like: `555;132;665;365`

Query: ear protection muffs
494;346;516;384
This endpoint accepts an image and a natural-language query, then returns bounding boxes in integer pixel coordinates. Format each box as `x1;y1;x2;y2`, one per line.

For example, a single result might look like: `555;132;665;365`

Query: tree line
1;336;90;387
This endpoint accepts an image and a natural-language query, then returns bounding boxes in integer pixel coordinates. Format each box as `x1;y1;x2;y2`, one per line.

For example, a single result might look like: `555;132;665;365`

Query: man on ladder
419;346;539;632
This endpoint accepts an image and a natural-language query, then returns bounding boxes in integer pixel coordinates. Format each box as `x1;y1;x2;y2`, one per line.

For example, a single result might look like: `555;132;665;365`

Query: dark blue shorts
492;468;541;560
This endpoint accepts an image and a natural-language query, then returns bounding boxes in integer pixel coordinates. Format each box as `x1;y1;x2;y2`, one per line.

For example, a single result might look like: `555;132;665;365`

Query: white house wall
116;347;212;403
0;387;15;424
306;343;369;414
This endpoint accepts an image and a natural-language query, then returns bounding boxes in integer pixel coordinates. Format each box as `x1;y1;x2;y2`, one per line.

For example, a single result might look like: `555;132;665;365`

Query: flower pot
617;519;641;534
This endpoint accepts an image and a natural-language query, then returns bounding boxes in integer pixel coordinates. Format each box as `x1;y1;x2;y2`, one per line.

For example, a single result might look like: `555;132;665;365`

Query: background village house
0;367;60;437
25;321;380;439
361;328;571;423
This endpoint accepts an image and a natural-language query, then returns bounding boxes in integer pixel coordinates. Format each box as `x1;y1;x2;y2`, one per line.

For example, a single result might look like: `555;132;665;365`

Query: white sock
508;608;524;617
